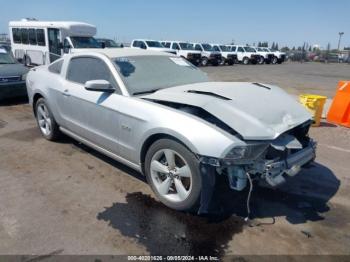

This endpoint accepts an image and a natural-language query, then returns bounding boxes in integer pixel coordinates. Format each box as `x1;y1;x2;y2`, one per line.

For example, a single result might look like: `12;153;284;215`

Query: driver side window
238;47;244;52
195;44;202;51
66;57;120;93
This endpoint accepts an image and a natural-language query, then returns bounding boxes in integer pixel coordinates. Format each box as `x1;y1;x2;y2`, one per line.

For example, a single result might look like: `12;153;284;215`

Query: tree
325;43;331;62
281;46;290;52
292;46;295;51
258;41;262;47
309;46;312;52
271;42;275;50
275;43;279;50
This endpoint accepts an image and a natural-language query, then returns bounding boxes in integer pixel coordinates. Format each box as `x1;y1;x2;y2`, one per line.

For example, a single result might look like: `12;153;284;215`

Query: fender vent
186;90;231;100
253;83;271;90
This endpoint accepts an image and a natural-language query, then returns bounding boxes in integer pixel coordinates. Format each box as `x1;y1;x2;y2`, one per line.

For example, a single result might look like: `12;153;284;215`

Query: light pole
338;32;344;50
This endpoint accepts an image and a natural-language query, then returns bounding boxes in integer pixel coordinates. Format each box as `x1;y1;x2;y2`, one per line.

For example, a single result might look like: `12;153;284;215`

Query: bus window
21;29;29;44
12;28;21;43
29;29;37;45
36;29;45;46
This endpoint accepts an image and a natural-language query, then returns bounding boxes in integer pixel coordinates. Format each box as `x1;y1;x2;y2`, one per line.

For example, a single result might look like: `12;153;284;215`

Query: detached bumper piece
263;141;316;187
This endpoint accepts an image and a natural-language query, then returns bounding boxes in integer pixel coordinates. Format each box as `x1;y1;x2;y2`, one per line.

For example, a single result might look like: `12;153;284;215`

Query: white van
130;39;174;54
9;19;100;65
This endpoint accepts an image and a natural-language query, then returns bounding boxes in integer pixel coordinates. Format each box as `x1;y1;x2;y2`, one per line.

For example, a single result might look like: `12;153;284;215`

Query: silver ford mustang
26;48;316;213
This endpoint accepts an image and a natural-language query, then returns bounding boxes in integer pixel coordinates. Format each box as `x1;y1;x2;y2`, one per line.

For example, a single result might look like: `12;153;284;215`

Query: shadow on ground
97;160;339;256
0;96;28;107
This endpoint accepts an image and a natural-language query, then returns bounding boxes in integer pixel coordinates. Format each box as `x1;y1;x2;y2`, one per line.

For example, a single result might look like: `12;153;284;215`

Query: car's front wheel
35;98;61;141
201;57;209;66
272;56;278;64
145;139;201;211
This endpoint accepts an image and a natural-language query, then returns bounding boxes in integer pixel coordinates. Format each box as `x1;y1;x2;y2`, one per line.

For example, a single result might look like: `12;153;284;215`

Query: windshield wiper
133;89;160;96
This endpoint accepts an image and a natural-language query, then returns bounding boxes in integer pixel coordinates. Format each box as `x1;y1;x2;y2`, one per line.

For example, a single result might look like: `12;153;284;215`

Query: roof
72;47;173;58
9;20;95;29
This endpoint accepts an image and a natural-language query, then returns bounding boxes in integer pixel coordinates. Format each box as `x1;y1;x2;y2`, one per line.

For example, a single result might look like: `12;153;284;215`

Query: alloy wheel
37;104;52;136
150;149;192;203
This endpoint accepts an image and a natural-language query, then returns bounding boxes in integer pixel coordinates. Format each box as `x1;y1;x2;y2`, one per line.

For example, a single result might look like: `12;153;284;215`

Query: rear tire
258;56;265;64
35;98;61;141
145;139;201;211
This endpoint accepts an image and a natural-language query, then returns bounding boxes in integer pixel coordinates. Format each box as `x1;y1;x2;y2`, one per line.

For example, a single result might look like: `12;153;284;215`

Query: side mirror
141;45;147;49
101;42;106;49
58;42;63;49
84;80;114;92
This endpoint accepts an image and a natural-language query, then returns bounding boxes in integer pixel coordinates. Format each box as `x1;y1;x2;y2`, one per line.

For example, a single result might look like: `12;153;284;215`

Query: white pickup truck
229;45;260;65
253;47;275;64
192;43;222;66
211;44;237;65
261;48;286;64
131;39;175;54
161;41;202;66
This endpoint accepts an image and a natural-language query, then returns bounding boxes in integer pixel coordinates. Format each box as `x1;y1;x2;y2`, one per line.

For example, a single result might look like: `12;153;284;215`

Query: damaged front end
198;121;316;215
201;121;316;191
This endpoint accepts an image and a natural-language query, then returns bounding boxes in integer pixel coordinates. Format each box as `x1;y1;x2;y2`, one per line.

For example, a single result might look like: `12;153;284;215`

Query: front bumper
0;82;27;101
186;53;201;64
262;142;316;186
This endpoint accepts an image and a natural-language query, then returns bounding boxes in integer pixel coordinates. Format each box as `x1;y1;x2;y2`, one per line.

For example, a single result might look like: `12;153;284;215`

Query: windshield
179;42;194;50
70;37;101;48
113;56;208;95
101;39;121;48
201;44;214;51
220;45;231;52
243;46;256;52
257;48;264;52
212;46;220;52
264;48;271;52
0;50;17;64
146;41;164;48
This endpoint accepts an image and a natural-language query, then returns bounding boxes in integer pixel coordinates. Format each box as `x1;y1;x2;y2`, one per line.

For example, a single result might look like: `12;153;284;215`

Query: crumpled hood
143;82;312;140
0;63;28;77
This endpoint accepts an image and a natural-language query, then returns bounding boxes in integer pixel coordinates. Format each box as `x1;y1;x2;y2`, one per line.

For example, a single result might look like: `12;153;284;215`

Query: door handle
62;89;70;97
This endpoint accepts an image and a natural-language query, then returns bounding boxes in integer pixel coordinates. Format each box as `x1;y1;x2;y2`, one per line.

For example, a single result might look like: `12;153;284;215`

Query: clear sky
1;0;349;49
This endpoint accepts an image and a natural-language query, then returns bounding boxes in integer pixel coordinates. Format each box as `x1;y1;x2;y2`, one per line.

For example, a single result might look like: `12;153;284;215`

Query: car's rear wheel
145;139;201;211
35;98;61;141
258;56;265;64
242;57;249;65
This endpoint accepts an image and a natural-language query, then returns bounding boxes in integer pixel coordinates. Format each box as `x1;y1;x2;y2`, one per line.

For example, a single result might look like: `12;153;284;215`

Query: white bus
9;19;100;65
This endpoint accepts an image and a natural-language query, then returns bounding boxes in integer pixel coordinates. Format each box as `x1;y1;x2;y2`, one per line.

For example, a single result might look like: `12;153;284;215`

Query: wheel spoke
151;160;169;174
164;149;176;169
157;177;172;195
175;165;191;178
174;178;188;200
38;106;45;118
38;119;45;127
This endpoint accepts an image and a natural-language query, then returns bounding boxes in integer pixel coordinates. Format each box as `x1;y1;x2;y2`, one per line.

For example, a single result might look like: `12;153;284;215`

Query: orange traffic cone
327;81;350;127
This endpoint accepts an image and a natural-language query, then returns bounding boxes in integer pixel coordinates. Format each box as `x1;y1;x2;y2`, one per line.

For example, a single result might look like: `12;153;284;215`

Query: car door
237;47;245;60
59;56;122;154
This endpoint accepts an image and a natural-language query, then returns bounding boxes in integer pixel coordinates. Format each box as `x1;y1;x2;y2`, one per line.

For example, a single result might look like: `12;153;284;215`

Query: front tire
145;139;201;211
35;98;61;141
272;56;278;64
201;57;209;66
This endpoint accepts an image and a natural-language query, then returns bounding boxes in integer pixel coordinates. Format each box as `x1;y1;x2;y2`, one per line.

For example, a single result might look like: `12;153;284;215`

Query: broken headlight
223;143;269;165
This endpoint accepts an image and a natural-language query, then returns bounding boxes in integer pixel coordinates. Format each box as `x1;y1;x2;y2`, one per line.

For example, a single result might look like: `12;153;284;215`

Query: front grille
0;76;21;83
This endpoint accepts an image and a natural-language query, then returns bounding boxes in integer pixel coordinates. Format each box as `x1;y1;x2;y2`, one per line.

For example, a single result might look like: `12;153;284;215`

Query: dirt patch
0;119;7;128
0;126;41;142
